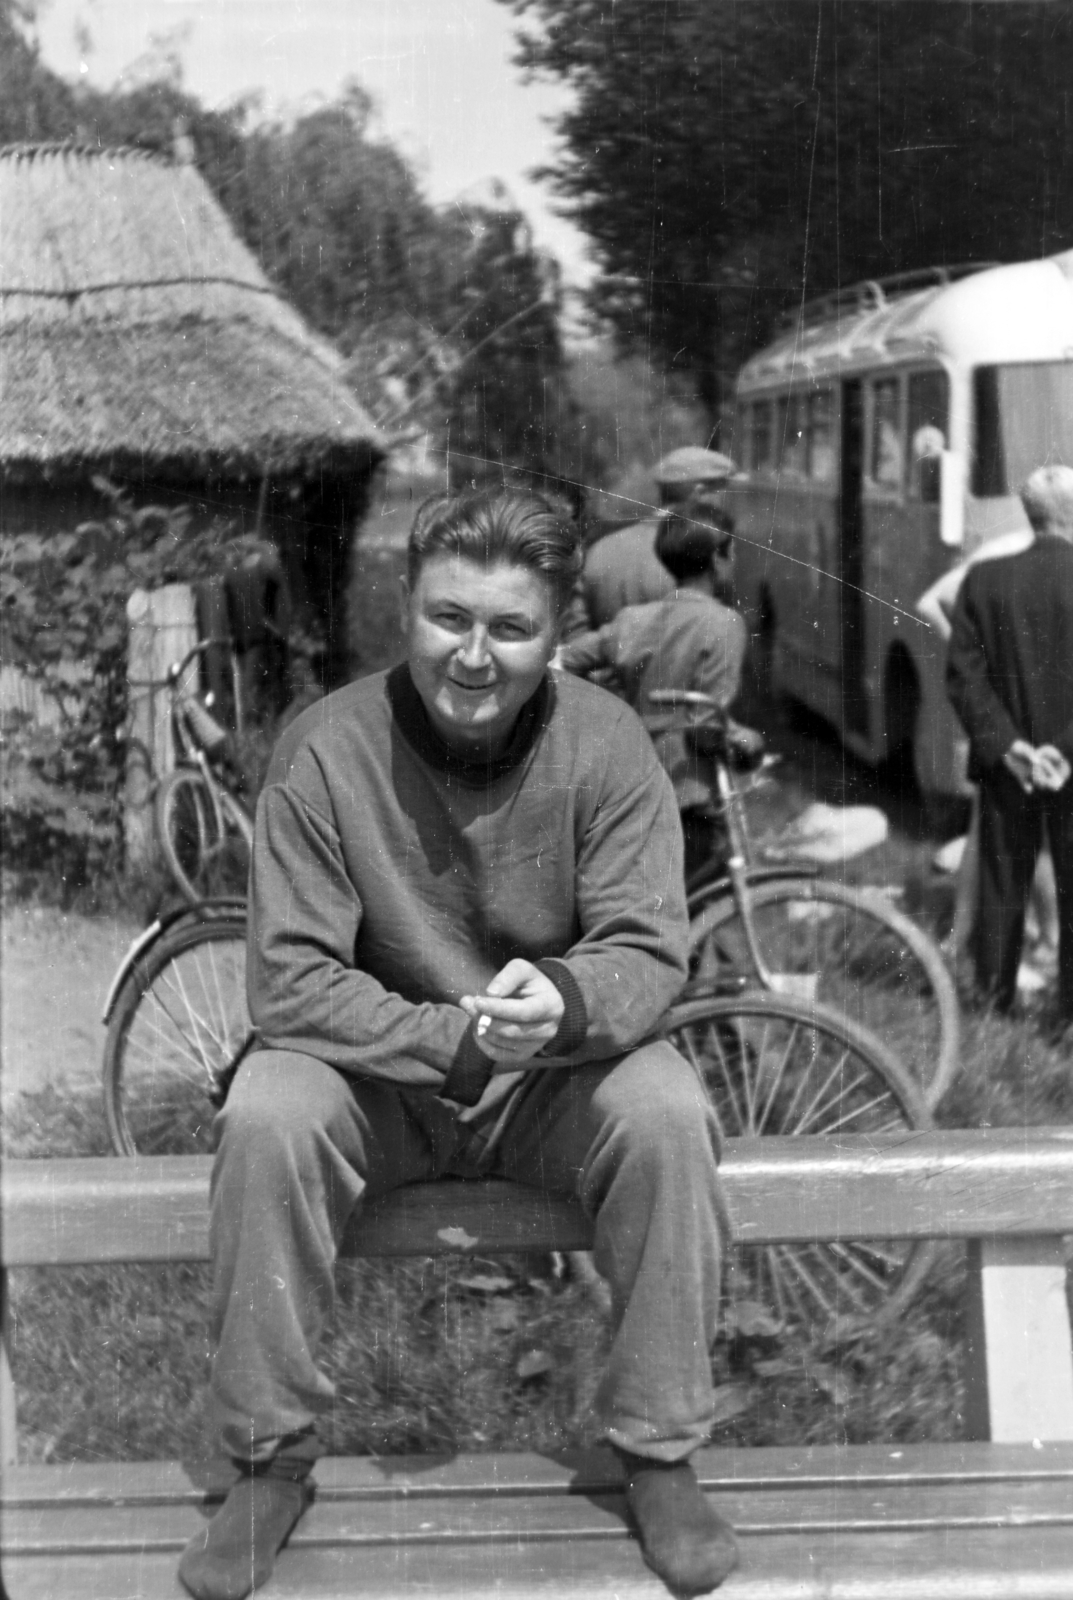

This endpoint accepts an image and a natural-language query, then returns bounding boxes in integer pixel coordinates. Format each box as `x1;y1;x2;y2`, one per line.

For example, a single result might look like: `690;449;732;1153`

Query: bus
729;254;1073;798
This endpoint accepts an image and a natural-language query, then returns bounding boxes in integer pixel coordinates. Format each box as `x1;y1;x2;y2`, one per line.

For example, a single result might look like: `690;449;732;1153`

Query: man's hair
655;506;734;581
408;490;583;611
1020;465;1073;534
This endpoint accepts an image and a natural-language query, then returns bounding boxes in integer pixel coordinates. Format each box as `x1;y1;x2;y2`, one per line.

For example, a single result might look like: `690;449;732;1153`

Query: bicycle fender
102;919;164;1023
101;897;248;1023
686;861;820;916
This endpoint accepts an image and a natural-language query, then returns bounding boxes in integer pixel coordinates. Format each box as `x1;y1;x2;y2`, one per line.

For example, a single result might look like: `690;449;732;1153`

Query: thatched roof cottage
0;142;387;679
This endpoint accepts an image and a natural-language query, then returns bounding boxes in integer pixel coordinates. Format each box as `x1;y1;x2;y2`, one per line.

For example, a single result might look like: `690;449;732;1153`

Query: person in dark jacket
946;464;1073;1019
178;491;737;1600
563;447;736;638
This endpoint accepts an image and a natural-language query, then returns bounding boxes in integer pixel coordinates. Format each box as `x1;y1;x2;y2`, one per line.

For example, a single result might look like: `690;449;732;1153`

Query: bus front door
839;379;868;735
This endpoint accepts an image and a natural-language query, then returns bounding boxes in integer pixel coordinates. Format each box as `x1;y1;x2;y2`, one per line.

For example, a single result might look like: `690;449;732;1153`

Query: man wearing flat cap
570;447;736;634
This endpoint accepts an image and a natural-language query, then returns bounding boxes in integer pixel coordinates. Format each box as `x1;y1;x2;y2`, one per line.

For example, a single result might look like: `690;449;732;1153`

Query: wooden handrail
6;1128;1073;1268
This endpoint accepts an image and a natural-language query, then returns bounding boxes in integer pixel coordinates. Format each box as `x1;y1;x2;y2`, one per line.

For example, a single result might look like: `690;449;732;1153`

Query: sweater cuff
535;958;588;1056
439;1022;495;1107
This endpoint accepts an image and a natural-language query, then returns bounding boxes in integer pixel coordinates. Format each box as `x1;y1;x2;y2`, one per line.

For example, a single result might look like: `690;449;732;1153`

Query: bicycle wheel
104;910;250;1155
663;992;936;1335
687;875;960;1109
156;768;251;904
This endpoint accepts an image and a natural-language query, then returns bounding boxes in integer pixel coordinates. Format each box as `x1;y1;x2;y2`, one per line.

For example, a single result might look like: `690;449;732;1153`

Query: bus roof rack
784;263;1001;331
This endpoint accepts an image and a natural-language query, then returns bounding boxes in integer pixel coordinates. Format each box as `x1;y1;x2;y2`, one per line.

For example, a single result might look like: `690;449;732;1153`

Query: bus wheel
882;648;921;790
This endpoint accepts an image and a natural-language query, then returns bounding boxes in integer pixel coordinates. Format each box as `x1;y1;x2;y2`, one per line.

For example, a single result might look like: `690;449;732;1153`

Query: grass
9;996;1073;1468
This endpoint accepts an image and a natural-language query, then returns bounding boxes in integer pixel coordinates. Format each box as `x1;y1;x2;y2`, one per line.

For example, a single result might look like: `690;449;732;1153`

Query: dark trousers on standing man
974;766;1073;1016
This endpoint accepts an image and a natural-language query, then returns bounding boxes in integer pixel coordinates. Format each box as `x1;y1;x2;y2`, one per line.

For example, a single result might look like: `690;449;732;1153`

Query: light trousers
208;1042;725;1466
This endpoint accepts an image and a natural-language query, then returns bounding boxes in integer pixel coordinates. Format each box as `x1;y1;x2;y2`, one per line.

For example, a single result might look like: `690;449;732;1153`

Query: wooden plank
7;1523;1073;1600
0;1267;15;1469
963;1236;1073;1444
6;1129;1073;1268
6;1442;1073;1511
9;1472;1073;1556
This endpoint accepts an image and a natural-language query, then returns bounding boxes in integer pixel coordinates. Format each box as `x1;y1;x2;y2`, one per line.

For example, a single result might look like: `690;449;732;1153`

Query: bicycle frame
649;688;787;988
165;641;255;838
171;703;254;843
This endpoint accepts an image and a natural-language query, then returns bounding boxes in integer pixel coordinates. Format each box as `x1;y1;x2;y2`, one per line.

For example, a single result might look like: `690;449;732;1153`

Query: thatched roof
0;144;386;481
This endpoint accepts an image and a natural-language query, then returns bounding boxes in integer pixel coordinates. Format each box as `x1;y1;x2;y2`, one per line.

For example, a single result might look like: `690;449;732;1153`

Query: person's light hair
408;489;583;613
1019;465;1073;535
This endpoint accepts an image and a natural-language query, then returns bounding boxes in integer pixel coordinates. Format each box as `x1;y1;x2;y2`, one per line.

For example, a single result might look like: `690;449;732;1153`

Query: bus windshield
973;360;1073;496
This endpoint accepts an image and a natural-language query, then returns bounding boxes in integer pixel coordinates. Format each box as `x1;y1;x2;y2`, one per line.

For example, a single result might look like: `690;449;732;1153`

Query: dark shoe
617;1449;739;1595
179;1455;314;1600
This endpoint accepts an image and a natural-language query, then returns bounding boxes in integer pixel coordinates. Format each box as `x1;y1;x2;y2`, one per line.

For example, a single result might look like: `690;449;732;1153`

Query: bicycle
154;640;255;904
101;899;933;1333
102;898;251;1157
662;990;934;1332
649;689;960;1110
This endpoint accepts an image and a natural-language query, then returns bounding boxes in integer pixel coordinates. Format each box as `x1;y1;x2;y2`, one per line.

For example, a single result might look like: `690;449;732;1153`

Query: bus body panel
731;252;1073;797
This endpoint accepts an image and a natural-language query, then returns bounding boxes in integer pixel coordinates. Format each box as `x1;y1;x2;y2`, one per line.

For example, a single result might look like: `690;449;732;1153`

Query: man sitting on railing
178;490;737;1600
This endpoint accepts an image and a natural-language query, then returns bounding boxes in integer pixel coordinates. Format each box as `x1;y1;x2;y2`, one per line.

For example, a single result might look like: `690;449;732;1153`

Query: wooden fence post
124;584;198;872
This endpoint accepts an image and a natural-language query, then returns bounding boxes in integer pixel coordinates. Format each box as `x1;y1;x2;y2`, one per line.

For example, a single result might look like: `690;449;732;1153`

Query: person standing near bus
568;447;736;635
917;528;1057;981
946;465;1073;1023
561;505;748;882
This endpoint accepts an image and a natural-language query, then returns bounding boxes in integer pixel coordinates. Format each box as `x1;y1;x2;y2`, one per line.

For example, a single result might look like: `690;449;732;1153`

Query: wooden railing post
124;584;197;871
1;1267;16;1467
963;1236;1073;1441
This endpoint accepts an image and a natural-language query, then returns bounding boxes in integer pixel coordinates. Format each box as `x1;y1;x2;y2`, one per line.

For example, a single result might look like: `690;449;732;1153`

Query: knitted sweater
248;664;689;1114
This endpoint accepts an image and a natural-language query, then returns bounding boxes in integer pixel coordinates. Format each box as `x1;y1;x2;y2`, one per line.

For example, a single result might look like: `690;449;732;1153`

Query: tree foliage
499;1;1073;411
0;489;242;894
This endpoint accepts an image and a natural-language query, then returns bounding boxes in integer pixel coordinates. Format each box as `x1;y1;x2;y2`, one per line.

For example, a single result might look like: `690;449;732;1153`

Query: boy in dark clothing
947;464;1073;1018
561;505;748;882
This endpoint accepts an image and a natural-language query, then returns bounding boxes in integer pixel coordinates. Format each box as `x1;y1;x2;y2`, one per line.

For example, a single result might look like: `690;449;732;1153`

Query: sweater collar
387;663;550;786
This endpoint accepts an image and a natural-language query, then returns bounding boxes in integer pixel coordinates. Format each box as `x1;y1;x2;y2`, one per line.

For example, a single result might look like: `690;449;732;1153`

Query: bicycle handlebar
647;689;726;722
165;638;233;685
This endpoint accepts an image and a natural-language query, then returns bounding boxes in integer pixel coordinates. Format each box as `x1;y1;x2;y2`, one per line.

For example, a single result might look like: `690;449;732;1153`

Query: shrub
0;482;243;902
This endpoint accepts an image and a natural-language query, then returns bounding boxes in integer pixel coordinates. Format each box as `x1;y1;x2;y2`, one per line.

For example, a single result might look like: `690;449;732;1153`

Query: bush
0;483;245;903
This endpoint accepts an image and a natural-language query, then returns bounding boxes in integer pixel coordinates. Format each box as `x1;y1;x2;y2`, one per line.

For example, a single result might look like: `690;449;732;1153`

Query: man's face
405;554;560;755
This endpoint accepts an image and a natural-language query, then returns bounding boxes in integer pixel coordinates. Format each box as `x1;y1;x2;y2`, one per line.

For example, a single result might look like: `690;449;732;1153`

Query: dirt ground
1;904;140;1112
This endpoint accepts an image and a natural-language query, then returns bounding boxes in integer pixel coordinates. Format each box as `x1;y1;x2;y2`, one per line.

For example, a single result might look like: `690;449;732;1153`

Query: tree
0;0;78;143
498;1;1073;416
231;100;582;499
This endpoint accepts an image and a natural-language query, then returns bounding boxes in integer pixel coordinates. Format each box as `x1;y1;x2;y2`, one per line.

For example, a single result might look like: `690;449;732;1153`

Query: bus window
754;399;773;471
808;388;836;482
973;361;1073;497
774;396;790;470
907;370;948;504
870;378;904;490
781;393;808;475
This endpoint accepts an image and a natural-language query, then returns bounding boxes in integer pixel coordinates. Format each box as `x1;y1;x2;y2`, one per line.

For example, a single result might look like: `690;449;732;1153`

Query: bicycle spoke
790;1047;872;1134
131;994;219;1082
755;1017;808;1135
777;1241;844;1324
691;1020;750;1135
157;957;239;1060
828;1238;905;1295
798;1242;873;1316
799;1083;901;1136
